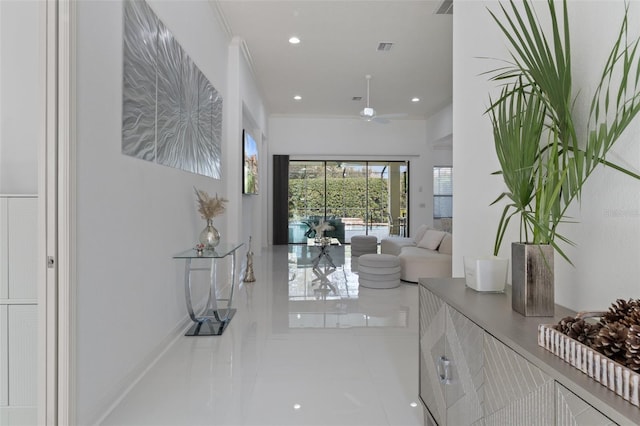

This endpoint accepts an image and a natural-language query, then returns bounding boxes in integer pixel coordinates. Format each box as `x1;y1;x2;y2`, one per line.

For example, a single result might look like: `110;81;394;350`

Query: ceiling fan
359;74;407;123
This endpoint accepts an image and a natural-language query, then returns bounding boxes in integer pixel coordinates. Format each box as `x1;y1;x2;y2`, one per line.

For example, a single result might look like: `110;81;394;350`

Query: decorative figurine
243;236;256;282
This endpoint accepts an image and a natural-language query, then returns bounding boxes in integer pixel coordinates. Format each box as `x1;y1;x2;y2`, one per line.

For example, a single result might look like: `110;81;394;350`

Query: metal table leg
183;253;237;336
312;245;336;268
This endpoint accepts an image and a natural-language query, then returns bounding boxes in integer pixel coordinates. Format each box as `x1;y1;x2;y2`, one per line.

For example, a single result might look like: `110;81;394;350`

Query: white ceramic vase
464;256;509;292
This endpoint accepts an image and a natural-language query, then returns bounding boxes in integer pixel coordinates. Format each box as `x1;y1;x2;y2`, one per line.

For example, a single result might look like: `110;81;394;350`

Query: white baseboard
90;311;198;426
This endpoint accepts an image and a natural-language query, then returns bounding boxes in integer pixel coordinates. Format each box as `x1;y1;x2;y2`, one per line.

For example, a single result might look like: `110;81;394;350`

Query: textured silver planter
511;243;554;316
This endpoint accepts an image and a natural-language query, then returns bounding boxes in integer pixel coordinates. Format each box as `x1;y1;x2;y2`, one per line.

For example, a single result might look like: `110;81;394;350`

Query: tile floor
102;244;423;426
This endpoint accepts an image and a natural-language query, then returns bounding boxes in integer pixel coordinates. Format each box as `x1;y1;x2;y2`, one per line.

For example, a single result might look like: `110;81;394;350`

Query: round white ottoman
351;235;378;257
358;253;401;289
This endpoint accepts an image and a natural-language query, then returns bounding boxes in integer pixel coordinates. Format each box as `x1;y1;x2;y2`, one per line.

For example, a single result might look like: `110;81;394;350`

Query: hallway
101;245;423;425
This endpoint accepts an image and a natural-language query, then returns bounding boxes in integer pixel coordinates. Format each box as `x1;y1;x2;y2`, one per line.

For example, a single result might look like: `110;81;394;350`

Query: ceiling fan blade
358;75;406;123
375;113;408;119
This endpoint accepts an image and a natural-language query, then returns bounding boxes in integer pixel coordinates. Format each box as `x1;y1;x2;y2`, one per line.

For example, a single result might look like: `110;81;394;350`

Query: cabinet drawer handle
437;356;451;384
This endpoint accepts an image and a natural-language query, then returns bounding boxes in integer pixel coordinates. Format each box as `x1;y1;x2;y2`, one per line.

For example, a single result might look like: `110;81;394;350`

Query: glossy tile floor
102;244;423;426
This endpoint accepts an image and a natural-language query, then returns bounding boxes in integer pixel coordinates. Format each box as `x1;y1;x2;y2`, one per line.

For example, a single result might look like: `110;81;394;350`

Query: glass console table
307;237;341;268
173;243;243;336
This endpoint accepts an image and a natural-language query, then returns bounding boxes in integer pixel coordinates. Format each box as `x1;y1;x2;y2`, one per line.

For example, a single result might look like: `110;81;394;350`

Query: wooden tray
538;323;640;407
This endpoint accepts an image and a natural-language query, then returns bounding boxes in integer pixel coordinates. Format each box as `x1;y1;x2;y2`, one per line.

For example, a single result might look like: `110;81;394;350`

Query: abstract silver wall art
122;0;222;179
122;0;157;161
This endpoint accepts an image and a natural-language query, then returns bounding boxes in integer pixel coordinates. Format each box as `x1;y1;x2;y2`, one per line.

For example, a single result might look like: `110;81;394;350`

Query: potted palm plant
488;0;640;316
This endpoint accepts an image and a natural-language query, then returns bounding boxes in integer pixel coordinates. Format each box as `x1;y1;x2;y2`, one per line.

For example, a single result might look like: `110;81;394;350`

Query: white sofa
380;225;452;283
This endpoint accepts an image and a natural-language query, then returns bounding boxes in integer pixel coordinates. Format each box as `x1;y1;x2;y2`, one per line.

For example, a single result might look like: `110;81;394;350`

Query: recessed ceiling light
293;95;302;101
411;97;420;103
289;36;301;45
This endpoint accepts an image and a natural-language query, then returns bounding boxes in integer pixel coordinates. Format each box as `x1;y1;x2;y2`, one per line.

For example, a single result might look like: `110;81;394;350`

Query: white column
225;37;243;244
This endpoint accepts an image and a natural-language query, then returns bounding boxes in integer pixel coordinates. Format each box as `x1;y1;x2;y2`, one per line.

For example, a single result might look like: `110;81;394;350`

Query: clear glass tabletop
173;243;244;259
307;237;342;247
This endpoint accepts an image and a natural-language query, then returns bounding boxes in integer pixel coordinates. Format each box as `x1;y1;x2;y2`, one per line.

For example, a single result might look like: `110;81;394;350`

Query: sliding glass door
287;160;409;244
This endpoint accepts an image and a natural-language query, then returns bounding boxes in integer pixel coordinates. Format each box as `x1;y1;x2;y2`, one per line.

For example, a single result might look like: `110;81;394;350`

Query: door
443;307;483;425
1;1;65;424
419;287;483;425
287;160;409;244
0;2;44;424
483;333;554;425
419;285;447;424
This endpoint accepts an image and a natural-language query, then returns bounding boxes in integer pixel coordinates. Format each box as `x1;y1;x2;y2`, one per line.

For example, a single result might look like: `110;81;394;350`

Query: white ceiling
215;1;453;121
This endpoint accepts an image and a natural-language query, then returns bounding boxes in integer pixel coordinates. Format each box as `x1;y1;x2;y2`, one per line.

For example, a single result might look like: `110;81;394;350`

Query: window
433;166;452;219
287;160;409;243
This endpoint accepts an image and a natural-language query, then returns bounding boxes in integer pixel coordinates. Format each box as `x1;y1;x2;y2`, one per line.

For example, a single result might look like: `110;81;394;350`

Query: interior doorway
0;1;71;424
287;160;409;244
0;1;46;424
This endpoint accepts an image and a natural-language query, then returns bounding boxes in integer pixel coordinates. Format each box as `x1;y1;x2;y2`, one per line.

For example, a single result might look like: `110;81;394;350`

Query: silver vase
511;242;554;316
199;219;220;249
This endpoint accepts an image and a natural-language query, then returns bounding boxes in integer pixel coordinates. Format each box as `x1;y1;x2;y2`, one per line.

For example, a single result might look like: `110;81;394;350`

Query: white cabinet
419;286;483;426
0;196;38;418
419;279;627;426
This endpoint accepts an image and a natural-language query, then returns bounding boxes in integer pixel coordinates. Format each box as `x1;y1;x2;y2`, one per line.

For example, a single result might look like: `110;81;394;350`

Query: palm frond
486;0;640;261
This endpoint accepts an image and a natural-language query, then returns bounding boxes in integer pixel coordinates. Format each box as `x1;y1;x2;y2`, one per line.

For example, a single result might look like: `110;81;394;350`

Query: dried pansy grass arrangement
194;187;227;220
194;187;227;249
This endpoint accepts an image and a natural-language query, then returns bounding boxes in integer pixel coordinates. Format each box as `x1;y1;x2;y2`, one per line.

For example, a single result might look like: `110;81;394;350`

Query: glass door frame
287;160;409;244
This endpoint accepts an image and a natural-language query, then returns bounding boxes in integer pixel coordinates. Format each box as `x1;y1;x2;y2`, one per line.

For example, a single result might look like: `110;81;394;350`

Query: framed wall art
243;130;258;195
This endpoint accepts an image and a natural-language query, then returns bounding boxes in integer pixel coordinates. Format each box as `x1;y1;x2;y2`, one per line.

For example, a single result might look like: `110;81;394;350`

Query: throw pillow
413;224;430;243
417;229;446;250
438;233;452;255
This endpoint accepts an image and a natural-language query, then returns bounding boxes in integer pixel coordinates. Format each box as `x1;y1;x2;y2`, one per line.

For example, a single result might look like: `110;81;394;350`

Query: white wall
267;113;452;244
0;0;40;194
453;1;640;311
239;44;268;251
225;38;268;253
75;1;267;423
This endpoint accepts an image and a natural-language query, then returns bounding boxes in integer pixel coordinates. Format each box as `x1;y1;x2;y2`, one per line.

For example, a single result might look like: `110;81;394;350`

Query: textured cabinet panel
0;198;7;299
0;305;7;406
424;406;438;426
445;306;483;426
419;286;447;424
0;197;37;409
0;406;38;425
7;198;37;300
7;305;37;405
556;383;617;426
419;287;484;426
484;333;554;425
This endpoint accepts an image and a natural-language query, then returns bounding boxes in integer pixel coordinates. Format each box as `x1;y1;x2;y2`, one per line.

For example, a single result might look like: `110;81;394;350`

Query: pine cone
601;299;640;327
593;322;629;363
622;307;640;328
625;324;640;372
553;316;579;334
553;316;602;347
